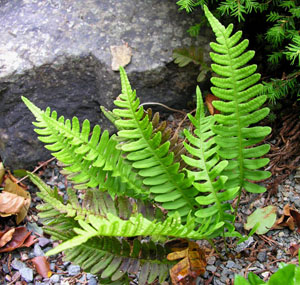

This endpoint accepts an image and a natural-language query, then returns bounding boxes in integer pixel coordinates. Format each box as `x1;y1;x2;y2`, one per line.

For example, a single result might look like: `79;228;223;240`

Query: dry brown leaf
110;44;132;71
205;94;220;115
0;176;31;224
290;209;300;233
31;256;52;278
289;243;300;257
0;227;37;253
272;204;300;232
0;192;26;215
167;240;206;285
0;162;5;184
0;228;15;247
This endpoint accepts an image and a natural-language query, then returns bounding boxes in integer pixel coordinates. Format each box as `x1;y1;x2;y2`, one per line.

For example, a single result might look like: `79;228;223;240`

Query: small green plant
22;6;271;284
234;250;300;285
176;0;300;103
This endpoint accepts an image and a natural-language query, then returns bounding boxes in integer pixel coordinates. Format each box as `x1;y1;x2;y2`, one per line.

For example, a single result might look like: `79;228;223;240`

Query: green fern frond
32;188;172;284
173;46;204;67
55;230;171;284
46;211;223;256
203;6;271;194
22;97;147;199
29;173;221;283
182;87;239;235
112;67;198;218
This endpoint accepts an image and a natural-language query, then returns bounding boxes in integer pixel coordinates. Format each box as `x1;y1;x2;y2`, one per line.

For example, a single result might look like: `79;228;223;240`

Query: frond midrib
216;27;245;189
125;90;196;211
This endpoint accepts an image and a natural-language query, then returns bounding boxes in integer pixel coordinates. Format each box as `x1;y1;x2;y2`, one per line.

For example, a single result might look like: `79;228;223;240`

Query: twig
16;157;56;184
139;102;187;116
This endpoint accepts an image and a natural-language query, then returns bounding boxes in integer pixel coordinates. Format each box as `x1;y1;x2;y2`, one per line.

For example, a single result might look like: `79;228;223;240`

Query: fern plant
22;6;271;283
176;0;300;103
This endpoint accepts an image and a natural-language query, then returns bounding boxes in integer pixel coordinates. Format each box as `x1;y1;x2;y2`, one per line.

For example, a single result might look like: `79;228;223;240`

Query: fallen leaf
244;206;277;234
31;256;52;278
0;176;31;224
290;209;300;233
110;44;132;71
0;227;37;253
205;94;220;115
289;243;300;257
0;228;15;247
0;162;4;184
272;204;300;232
167;240;206;285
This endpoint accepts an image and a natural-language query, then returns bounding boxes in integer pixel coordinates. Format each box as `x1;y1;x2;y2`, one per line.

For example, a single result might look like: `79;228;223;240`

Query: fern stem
206;239;226;261
222;229;229;255
233;186;243;220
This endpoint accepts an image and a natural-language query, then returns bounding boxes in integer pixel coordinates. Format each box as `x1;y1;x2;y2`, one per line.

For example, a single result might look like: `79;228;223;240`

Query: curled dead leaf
289;243;300;257
167;240;206;285
205;94;220;115
0;162;4;184
0;227;37;253
31;256;52;278
0;228;15;247
0;176;31;224
272;204;300;232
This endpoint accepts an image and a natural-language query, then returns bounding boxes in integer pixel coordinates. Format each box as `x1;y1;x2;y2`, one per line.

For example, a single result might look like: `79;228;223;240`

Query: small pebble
206;265;217;272
38;237;51;247
294;199;300;208
20;267;33;282
257;251;267;263
226;260;236;269
34;244;44;256
88;277;98;285
207;256;216;265
50;274;60;283
213;279;225;285
11;259;26;270
63;261;71;268
27;222;43;235
86;273;95;279
68;264;81;276
50;263;56;271
3;263;10;274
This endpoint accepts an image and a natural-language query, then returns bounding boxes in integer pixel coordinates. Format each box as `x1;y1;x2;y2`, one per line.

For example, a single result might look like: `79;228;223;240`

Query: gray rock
11;259;26;270
86;273;96;280
50;274;60;283
27;222;43;235
68;264;81;276
2;263;9;274
38;237;51;247
0;0;212;169
213;279;225;285
20;267;33;282
207;256;216;265
235;236;254;253
294;199;300;208
206;265;217;272
88;278;98;285
50;263;56;271
34;243;45;256
226;260;236;269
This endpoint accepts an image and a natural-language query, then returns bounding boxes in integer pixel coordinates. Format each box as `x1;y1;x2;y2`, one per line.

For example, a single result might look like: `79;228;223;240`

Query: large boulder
0;0;212;170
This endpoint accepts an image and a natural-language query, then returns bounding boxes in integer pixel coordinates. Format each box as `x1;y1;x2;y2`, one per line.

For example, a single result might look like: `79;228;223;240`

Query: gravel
19;267;33;282
67;264;81;276
1;159;299;285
